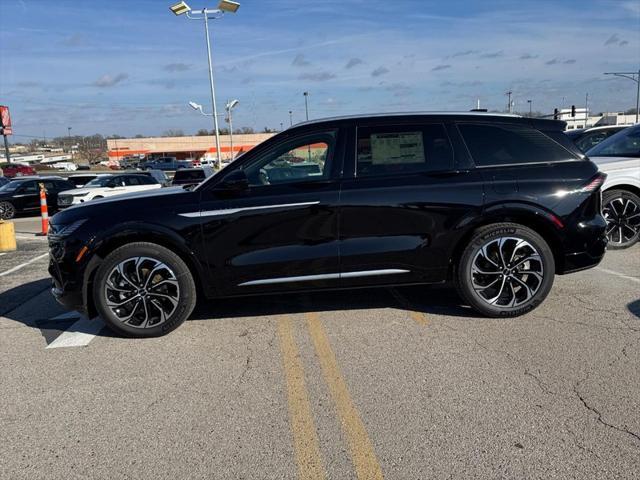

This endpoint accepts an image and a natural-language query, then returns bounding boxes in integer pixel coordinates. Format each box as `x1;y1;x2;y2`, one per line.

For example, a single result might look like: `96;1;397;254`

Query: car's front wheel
455;223;555;317
603;189;640;249
0;201;16;220
93;242;197;337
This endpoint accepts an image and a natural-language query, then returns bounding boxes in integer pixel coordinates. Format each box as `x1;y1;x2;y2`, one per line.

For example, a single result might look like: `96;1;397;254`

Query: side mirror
219;169;249;191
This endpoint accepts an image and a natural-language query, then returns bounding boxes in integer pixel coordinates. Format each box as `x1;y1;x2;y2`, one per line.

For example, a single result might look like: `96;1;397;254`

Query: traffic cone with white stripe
36;183;49;237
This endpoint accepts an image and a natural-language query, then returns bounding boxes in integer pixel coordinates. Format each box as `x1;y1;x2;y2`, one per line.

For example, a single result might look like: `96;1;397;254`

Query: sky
0;0;639;140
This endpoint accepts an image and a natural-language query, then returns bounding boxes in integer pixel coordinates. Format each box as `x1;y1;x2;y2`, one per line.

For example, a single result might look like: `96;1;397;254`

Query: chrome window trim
179;201;320;218
238;269;410;286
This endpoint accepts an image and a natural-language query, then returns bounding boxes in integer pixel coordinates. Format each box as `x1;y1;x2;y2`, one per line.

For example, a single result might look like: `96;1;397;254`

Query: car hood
52;186;194;224
60;187;95;196
590;156;640;172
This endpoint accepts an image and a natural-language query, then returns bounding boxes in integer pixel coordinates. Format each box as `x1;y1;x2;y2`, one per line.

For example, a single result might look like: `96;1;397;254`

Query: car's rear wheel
93;242;196;337
455;223;555;317
603;189;640;249
0;201;16;220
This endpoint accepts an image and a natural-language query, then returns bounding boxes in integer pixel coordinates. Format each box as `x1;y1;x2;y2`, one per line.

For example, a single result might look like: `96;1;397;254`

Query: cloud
431;64;451;71
164;63;191;72
345;57;363;69
604;34;620;45
519;53;538;60
371;66;390;77
382;83;413;97
299;71;335;81
619;40;629;46
564;59;576;64
147;79;176;90
451;50;479;57
62;33;85;47
545;58;559;65
480;51;503;58
292;54;311;67
92;73;128;88
17;81;40;88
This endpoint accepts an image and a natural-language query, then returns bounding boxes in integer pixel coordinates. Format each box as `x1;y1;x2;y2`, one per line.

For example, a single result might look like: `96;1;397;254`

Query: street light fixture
604;70;640;124
225;99;239;160
171;1;241;170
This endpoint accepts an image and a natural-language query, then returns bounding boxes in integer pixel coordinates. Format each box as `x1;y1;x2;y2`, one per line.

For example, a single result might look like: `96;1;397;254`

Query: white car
57;173;161;208
586;124;640;249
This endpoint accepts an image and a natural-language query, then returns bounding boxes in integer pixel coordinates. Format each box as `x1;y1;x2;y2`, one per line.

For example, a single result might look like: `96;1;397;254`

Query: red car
0;162;37;178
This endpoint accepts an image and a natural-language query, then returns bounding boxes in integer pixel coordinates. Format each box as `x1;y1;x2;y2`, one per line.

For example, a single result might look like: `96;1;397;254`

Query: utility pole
585;93;589;128
68;127;73;161
505;90;513;113
303;92;309;120
604;69;640;124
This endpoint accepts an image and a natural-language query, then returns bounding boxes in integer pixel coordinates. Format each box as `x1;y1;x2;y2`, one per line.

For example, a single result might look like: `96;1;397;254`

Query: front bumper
48;233;95;316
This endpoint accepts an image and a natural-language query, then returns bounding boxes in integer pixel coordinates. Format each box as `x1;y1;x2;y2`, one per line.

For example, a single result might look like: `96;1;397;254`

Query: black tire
93;242;197;338
455;223;555;317
0;201;16;220
603;189;640;250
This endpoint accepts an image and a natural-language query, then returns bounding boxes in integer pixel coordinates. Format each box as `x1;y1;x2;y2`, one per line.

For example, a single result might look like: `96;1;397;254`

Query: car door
14;180;40;212
198;128;344;296
104;176;128;197
339;121;484;287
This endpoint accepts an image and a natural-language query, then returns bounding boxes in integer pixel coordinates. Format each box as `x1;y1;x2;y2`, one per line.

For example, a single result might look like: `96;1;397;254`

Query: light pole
303;92;309;120
171;0;241;170
68;127;73;160
288;110;293;126
505;90;513;113
527;99;532;117
226;99;239;161
604;69;640;124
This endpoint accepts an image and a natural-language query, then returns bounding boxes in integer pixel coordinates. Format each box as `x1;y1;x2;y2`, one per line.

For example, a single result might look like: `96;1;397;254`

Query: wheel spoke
104;256;180;329
471;235;544;309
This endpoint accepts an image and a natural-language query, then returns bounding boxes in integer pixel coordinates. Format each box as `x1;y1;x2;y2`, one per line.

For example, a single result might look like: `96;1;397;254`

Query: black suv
48;113;608;337
0;176;76;219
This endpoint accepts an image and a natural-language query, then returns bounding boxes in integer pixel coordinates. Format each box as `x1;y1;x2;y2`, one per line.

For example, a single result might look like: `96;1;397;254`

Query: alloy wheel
104;256;180;329
603;196;640;247
0;202;15;220
471;237;544;308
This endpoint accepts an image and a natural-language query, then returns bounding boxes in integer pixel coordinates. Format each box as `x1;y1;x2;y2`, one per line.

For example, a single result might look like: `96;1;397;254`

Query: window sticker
370;132;425;164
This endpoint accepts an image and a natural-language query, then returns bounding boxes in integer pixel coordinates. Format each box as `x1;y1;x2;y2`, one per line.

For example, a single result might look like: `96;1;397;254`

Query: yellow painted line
277;316;326;480
389;288;428;326
306;313;384;480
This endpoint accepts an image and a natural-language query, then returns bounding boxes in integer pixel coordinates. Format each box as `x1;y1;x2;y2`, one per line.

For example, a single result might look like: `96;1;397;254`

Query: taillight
580;173;607;193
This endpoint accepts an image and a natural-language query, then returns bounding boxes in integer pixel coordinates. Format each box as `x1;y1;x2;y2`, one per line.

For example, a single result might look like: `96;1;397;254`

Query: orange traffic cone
36;183;49;237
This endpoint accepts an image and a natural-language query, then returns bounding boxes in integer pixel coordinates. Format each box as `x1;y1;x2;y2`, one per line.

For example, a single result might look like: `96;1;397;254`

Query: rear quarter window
458;123;577;167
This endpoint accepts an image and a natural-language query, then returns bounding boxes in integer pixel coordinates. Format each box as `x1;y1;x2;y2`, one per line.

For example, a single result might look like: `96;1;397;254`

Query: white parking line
0;252;6;257
46;316;104;349
596;267;640;284
0;253;49;277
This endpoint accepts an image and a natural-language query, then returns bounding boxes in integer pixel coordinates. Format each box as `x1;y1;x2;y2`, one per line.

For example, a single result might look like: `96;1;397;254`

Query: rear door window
458;123;576;166
356;124;453;177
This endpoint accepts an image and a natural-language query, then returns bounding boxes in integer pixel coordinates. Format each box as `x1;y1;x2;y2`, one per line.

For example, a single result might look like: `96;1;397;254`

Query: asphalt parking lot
1;219;639;479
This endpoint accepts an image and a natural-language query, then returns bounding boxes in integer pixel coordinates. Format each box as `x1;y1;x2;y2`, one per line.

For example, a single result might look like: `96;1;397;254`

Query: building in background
106;133;276;165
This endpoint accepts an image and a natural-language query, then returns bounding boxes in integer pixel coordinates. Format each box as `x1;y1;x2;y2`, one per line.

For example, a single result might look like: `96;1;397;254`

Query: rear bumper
558;216;608;274
560;236;607;274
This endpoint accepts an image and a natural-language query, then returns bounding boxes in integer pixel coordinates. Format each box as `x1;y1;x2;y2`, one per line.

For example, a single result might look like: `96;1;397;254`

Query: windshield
85;176;115;187
586;125;640;157
0;181;23;192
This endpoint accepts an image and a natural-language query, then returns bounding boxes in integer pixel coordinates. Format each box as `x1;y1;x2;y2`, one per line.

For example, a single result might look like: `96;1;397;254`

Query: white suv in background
57;173;161;209
586;124;640;249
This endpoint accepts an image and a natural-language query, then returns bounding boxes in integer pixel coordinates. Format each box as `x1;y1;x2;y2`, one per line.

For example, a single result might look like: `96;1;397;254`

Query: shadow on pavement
628;299;640;319
191;284;475;321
